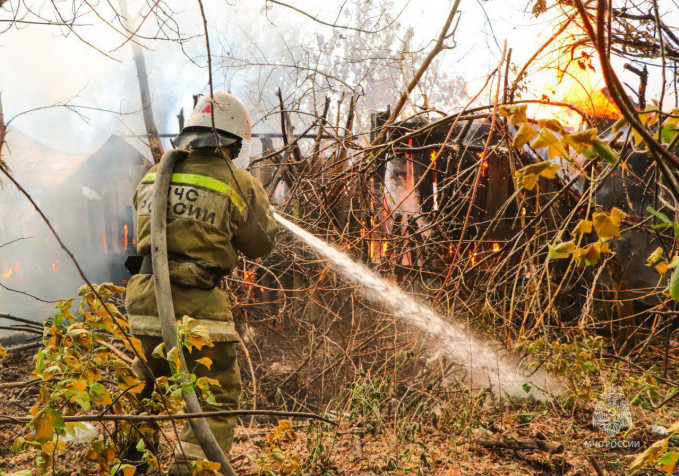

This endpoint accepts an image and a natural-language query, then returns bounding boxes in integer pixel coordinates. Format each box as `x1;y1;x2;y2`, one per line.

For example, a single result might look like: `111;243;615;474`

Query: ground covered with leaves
3;337;679;476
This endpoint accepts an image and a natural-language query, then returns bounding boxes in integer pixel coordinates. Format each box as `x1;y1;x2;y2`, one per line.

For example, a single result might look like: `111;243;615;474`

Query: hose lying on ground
151;149;238;476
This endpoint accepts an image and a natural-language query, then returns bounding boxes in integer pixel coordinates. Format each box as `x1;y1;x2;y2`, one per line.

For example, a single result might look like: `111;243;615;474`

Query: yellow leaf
152;343;166;359
530;128;569;160
118;375;144;395
191;460;224;476
667;420;679;433
640;104;660;126
514;161;560;190
564;128;598;155
67;325;93;350
66;380;87;392
656;262;669;275
612;116;627;132
530;128;557;149
33;414;54;443
513;123;538;148
548;241;576;259
572;220;593;234
593;209;626;240
498;104;528;125
196;357;213;370
0;344;6;359
573;241;612;266
196;376;221;390
124;336;145;361
41;365;61;381
667;108;679;128
647;247;665;266
31;408;64;443
537;118;565;134
611;207;627;225
166;347;184;373
632;127;645;148
630;438;668;471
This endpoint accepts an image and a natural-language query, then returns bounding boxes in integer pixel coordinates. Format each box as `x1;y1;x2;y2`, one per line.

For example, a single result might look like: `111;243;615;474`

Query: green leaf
658;451;679;474
151;343;166;359
592;139;619;165
582;360;597;373
647;205;673;225
35;349;45;374
647;206;679;241
661;125;679;145
670;267;679;303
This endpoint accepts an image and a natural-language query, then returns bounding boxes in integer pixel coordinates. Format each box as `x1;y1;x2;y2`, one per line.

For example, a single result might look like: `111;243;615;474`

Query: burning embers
2;262;19;280
52;260;62;273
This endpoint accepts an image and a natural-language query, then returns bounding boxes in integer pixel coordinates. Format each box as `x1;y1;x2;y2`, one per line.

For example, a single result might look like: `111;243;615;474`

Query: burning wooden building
0;130;149;317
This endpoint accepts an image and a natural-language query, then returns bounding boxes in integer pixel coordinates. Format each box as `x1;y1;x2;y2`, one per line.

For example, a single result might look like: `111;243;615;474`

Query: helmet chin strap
228;140;243;160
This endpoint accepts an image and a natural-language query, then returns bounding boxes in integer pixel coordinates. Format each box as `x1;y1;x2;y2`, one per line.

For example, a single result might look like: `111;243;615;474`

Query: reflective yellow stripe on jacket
141;172;246;212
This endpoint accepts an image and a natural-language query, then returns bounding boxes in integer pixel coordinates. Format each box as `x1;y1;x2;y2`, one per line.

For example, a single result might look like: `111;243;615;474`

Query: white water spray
272;211;563;400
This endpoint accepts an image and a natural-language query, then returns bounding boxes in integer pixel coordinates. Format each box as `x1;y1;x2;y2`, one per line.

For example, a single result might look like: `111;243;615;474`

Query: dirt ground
2;344;678;476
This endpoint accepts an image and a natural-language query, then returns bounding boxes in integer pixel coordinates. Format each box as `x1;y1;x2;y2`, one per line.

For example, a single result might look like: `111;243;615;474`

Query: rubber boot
167;457;194;476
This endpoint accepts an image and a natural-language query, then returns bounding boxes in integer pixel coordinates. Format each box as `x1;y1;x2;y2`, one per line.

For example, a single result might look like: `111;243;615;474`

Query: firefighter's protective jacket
125;148;278;342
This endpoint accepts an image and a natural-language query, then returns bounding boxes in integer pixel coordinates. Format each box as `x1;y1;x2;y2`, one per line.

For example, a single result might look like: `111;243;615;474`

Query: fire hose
151;149;238;476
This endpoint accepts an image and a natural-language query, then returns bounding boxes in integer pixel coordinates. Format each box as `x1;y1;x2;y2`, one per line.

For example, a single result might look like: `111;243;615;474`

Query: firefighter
125;91;278;474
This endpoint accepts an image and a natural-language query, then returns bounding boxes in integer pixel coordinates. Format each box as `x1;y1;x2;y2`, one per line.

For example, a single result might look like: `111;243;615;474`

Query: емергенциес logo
584;386;641;449
593;386;633;436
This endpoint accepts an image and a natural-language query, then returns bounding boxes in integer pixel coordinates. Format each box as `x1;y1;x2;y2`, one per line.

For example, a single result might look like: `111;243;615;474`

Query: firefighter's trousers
132;335;241;461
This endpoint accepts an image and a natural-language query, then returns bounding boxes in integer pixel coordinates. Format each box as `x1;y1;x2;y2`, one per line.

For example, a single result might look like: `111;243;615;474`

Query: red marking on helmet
201;104;212;113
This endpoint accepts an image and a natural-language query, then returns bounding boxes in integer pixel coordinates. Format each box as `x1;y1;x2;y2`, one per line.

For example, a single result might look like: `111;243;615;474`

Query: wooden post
118;0;164;163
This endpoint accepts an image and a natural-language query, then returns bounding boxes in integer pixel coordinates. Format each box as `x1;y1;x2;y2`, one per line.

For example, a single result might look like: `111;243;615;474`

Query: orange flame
52;260;62;273
102;233;108;253
528;24;620;128
124;224;129;250
243;269;255;288
477;152;489;177
493;243;501;252
2;268;12;279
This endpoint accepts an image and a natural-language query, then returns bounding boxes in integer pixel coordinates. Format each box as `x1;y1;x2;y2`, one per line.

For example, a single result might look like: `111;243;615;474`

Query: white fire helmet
173;91;251;149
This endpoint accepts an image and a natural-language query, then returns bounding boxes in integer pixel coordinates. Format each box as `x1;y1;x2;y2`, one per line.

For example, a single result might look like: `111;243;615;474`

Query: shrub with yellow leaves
548;208;627;266
500;104;619;192
9;283;221;476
